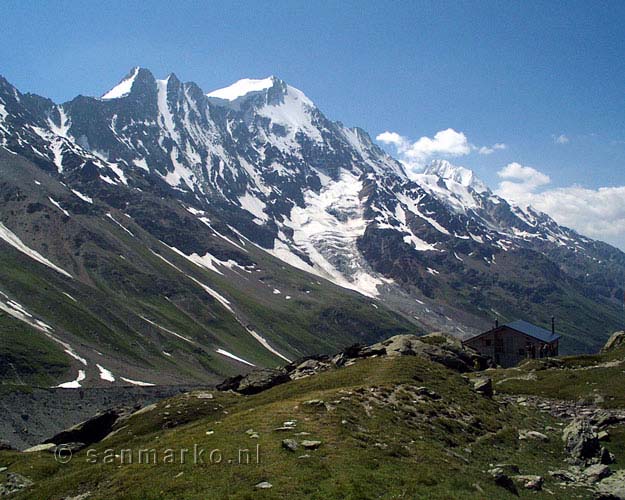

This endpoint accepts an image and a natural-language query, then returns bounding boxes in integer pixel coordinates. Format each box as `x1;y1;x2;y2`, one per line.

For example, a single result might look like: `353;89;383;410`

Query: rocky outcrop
602;331;625;353
562;418;601;464
217;334;490;396
0;472;33;496
42;409;122;450
472;377;493;397
217;368;291;395
363;334;493;372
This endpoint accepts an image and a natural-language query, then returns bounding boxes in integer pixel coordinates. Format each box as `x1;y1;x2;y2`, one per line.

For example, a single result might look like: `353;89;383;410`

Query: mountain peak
101;67;155;100
206;76;315;109
206;76;278;101
423;159;488;193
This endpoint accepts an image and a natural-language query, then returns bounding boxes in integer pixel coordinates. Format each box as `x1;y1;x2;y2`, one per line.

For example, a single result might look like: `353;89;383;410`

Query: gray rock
513;475;544;491
519;430;549;441
600;446;615;465
601;331;625;352
0;472;33;495
583;464;611;484
489;468;518;495
218;368;290;395
495;464;520;474
598;430;610;441
414;387;440;399
363;334;491;372
23;443;56;453
43;409;121;448
301;440;322;450
281;439;298;452
473;377;493;397
596;470;625;499
303;399;326;408
61;493;91;500
549;469;577;483
562;418;600;463
54;442;86;454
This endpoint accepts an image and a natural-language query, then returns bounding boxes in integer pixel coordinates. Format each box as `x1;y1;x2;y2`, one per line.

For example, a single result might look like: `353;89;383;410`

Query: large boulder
42;409;121;449
473;377;493;397
602;331;625;353
596;470;625;499
363;334;491;373
217;368;290;395
562;418;601;464
0;472;33;496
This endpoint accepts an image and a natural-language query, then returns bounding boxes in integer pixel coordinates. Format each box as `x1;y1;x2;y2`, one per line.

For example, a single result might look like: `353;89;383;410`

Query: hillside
2;334;625;498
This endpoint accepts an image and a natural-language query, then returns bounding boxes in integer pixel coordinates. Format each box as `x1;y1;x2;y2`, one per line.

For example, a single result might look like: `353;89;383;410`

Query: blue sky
1;0;625;245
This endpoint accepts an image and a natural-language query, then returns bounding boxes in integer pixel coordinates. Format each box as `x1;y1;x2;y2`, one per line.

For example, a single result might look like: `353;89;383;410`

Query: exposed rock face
602;331;625;352
364;334;492;372
281;439;298;452
562;418;601;464
42;409;122;449
22;443;56;453
583;464;612;484
489;468;518;495
0;472;34;496
472;377;493;397
217;333;490;396
513;475;544;491
217;368;291;395
596;470;625;499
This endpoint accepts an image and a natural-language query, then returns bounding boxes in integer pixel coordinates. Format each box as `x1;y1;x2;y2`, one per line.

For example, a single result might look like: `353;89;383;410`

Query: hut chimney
495;319;499;328
551;316;555;335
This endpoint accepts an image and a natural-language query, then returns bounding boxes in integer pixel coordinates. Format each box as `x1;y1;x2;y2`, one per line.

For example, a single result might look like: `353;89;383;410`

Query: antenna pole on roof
551;316;555;335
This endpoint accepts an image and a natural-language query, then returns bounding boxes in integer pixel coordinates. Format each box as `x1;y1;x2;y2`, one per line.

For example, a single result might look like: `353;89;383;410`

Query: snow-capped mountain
1;66;625;378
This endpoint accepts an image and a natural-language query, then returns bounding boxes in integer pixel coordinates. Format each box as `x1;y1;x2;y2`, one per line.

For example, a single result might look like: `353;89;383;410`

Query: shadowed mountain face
0;69;623;386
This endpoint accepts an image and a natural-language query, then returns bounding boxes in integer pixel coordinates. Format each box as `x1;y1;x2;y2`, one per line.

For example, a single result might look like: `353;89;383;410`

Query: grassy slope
0;355;593;499
0;313;70;386
489;346;625;408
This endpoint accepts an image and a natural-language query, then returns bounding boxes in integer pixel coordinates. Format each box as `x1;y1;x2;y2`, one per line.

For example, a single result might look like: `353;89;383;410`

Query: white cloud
498;162;550;186
375;131;405;147
554;134;570;144
376;128;506;170
478;143;507;155
495;162;625;249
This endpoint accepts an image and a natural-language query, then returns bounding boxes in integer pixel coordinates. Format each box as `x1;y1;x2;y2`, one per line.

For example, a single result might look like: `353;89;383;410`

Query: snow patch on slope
207;77;274;101
71;189;93;204
57;370;86;389
216;348;255;367
96;364;115;382
0;295;87;368
0;221;72;278
102;67;140;100
120;377;155;386
49;197;70;217
246;328;291;363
